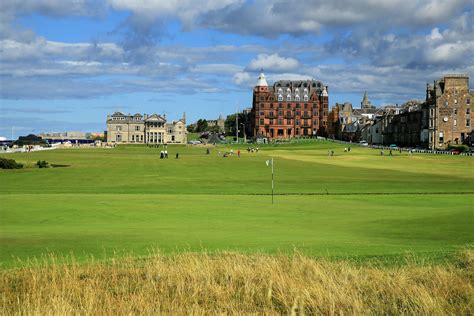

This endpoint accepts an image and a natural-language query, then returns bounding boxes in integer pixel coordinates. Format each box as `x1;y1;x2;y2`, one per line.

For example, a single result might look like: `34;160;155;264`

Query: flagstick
271;158;274;204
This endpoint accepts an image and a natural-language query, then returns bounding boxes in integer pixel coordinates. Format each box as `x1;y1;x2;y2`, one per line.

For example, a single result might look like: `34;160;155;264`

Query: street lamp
240;122;246;143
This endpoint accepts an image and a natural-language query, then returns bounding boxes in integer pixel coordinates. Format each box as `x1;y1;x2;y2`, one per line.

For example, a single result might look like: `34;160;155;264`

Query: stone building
206;114;225;132
250;71;329;139
382;74;473;149
424;74;473;149
106;112;187;144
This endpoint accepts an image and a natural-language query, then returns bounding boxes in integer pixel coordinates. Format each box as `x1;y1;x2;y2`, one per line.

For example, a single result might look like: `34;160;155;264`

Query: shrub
447;144;469;152
0;157;24;169
36;160;49;168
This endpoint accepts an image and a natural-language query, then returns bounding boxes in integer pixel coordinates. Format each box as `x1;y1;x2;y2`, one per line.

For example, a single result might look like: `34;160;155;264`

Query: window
116;126;122;131
467;119;471;127
135;126;140;131
286;111;291;117
429;119;433;127
132;135;135;141
278;88;283;93
286;88;291;93
454;108;457;115
467;108;471;115
270;111;274;117
260;96;264;101
313;119;318;125
278;94;283;101
454;119;457;126
296;119;300;125
445;101;448;107
454;99;458;105
304;95;309;101
286;94;291;101
260;119;264;125
467;98;470;105
295;95;300;101
278;110;283;116
278;129;284;136
439;132;444;143
260;111;264;116
278;119;283;125
295;88;299;94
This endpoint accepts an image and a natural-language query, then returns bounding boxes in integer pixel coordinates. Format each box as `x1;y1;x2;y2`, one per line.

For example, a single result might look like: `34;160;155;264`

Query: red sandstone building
251;72;329;139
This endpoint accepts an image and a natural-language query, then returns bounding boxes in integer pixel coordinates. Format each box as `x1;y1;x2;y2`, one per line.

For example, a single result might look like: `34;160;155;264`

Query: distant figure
256;147;259;152
389;150;392;156
230;149;234;155
380;150;384;156
237;150;241;157
399;148;402;154
331;150;334;156
165;150;168;158
344;148;347;152
176;152;179;159
206;148;210;155
348;147;351;152
160;151;164;159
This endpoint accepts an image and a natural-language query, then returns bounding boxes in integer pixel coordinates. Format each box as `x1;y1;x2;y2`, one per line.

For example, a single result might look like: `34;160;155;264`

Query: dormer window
286;88;291;93
278;88;283;93
278;94;283;101
304;88;308;93
295;95;300;101
295;88;299;94
304;95;309;101
286;94;291;101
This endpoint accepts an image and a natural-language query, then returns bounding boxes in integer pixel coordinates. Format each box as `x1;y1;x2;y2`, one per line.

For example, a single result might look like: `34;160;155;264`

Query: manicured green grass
0;141;473;267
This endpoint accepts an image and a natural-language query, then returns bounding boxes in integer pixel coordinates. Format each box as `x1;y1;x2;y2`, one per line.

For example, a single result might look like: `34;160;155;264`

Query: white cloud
247;54;300;72
233;72;251;86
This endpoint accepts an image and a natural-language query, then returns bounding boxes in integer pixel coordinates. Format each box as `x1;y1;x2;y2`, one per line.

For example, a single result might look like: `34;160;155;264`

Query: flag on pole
265;159;272;166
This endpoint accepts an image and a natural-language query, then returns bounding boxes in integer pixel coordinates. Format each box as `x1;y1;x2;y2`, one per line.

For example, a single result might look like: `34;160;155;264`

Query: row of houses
328;74;473;150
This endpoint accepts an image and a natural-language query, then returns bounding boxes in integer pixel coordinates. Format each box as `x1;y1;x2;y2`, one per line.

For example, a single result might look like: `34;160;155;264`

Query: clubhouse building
106;112;187;144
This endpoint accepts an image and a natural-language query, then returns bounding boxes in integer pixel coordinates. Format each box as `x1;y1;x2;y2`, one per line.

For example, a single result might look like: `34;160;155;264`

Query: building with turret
106;112;187;144
250;71;329;139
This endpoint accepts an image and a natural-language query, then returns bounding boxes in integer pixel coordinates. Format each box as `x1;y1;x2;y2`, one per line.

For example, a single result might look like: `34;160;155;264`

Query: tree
196;119;208;133
187;123;196;133
225;114;237;135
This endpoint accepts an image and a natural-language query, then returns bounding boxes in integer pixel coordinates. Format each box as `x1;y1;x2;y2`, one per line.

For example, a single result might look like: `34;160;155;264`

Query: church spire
361;91;371;109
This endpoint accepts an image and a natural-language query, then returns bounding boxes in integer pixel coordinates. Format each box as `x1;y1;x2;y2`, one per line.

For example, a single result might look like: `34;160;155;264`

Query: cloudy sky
0;0;473;136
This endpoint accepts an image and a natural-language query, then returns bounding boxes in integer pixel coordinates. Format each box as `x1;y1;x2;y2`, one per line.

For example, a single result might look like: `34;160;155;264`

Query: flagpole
271;158;274;204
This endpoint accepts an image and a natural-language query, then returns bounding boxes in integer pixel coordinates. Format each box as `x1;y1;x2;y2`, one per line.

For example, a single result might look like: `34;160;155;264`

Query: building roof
256;71;268;87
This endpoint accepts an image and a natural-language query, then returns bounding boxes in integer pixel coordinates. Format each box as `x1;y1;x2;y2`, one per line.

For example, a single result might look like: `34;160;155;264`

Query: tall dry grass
1;251;473;315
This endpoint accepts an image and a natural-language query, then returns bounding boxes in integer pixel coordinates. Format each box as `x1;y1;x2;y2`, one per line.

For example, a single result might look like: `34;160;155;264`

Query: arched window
278;94;283;101
304;95;309;101
295;88;299;94
286;88;291;93
286;94;291;101
304;88;308;94
278;88;283;93
295;95;300;101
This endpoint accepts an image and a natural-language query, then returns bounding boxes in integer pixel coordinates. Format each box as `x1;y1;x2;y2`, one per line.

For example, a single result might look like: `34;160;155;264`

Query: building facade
424;74;473;149
382;74;473;149
106;112;187;144
251;72;329;139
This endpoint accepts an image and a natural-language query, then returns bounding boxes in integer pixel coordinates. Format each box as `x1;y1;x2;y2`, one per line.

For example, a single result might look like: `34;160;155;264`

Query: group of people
247;147;259;153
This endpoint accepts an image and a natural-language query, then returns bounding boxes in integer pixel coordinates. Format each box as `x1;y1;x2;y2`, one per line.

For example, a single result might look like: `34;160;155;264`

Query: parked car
451;149;461;155
359;141;368;146
389;144;398;149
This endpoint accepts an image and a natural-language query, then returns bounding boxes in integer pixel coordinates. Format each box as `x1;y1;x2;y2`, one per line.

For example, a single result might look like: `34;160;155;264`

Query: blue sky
0;0;473;137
